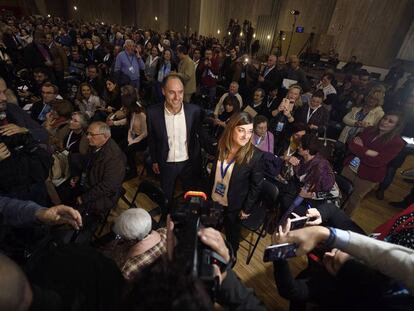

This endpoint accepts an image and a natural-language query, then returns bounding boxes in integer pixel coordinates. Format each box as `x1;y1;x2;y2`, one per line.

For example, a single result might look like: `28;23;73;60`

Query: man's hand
0;123;29;136
35;205;82;229
76;196;83;206
152;163;160;174
271;225;330;256
239;210;250;220
258;75;264;82
323;248;351;276
309;124;318;130
70;176;79;188
0;143;11;162
198;227;231;283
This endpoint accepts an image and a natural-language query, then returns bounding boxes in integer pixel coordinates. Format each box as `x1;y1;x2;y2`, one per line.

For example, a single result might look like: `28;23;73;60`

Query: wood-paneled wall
326;0;414;67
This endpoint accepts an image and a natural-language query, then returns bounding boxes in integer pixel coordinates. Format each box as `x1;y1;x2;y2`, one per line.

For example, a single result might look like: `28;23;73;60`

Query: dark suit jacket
23;43;52;69
79;139;126;215
30;100;48;124
259;66;282;94
146;103;203;166
294;104;329;130
210;147;264;214
6;103;49;143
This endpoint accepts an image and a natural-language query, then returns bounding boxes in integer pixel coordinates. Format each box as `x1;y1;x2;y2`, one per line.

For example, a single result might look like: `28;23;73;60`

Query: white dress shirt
164;104;188;162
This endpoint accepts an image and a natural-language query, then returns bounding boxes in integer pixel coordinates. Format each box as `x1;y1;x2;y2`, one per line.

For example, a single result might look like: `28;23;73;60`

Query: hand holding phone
263;243;297;262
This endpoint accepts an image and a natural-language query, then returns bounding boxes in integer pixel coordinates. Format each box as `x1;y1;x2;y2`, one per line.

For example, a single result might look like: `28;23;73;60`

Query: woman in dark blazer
210;112;264;255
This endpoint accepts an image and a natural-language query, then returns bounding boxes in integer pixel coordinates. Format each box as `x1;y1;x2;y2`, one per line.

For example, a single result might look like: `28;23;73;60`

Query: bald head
0;254;32;311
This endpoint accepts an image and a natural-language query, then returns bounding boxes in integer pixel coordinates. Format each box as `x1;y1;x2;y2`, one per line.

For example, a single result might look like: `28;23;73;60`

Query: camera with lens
170;191;228;300
0;132;37;153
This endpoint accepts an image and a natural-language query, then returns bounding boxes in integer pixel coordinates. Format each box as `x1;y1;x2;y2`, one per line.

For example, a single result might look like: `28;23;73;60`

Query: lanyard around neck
307;106;320;123
220;159;235;180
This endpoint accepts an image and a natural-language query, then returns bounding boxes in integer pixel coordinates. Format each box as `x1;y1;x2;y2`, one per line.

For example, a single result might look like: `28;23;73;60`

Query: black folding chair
335;174;354;209
128;180;169;227
240;179;279;264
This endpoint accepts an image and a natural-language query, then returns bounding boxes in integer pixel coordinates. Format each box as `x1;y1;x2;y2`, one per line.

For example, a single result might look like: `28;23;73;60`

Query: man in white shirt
146;74;204;200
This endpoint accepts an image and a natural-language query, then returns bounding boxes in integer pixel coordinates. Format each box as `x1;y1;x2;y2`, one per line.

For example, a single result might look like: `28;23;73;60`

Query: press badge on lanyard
214;160;234;197
129;66;135;73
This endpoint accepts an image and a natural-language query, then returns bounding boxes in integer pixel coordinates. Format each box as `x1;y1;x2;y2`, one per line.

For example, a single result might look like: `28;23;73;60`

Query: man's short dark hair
87;64;97;71
253;115;269;128
42;82;58;94
33;67;48;76
177;45;188;55
312;90;324;100
322;73;334;82
300;134;319;156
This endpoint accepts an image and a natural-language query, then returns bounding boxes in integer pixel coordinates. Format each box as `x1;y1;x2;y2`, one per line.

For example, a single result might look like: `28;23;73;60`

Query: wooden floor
107;156;414;311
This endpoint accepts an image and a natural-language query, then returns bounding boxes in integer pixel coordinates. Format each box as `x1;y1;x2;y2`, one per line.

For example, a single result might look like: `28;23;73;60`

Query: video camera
170;191;227;300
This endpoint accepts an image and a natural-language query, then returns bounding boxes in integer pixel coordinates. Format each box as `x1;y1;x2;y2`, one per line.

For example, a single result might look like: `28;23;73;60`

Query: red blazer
344;127;405;182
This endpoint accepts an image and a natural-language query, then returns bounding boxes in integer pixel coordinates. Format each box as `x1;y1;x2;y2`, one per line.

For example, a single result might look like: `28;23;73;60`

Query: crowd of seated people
0;12;413;311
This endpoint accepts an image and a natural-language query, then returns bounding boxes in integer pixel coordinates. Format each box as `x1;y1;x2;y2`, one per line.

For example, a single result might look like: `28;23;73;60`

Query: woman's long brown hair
218;112;255;165
375;111;405;143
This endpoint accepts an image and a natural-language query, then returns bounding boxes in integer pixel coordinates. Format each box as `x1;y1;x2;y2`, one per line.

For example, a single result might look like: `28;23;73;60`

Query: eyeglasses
86;132;104;137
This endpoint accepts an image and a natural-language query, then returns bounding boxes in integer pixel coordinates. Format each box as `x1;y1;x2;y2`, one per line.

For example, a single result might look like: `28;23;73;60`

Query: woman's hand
305;208;322;225
365;149;379;157
287;156;300;166
271;218;291;245
239;210;250;220
353;137;364;146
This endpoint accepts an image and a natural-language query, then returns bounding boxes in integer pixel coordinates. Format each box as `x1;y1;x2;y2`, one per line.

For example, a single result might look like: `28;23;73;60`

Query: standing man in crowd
146;74;203;201
176;45;196;103
257;54;281;95
114;39;145;89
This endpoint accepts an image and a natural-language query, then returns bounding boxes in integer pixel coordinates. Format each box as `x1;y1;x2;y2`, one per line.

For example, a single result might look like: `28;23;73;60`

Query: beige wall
326;0;414;67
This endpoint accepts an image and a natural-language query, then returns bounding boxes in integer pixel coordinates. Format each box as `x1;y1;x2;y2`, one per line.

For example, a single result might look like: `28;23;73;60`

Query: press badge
214;182;226;196
129;66;135;73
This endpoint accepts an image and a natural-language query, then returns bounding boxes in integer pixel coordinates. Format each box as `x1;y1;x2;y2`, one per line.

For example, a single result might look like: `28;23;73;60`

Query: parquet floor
106;156;414;311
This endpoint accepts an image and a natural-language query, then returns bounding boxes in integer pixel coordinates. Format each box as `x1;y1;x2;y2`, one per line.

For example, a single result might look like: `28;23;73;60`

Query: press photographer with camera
0;78;51;205
210;112;264;255
123;206;265;311
0;77;49;144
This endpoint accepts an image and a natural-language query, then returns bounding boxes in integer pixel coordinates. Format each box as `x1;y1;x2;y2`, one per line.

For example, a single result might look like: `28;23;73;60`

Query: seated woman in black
210;112;264;255
103;77;122;114
212;95;241;138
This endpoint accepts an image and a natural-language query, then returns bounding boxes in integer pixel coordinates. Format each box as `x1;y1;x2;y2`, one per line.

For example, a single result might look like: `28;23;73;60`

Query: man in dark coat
70;121;126;242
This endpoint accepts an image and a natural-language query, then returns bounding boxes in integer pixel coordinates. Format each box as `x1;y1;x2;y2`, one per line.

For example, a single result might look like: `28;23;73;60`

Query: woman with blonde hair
338;87;385;143
210;112;264;254
271;84;303;155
